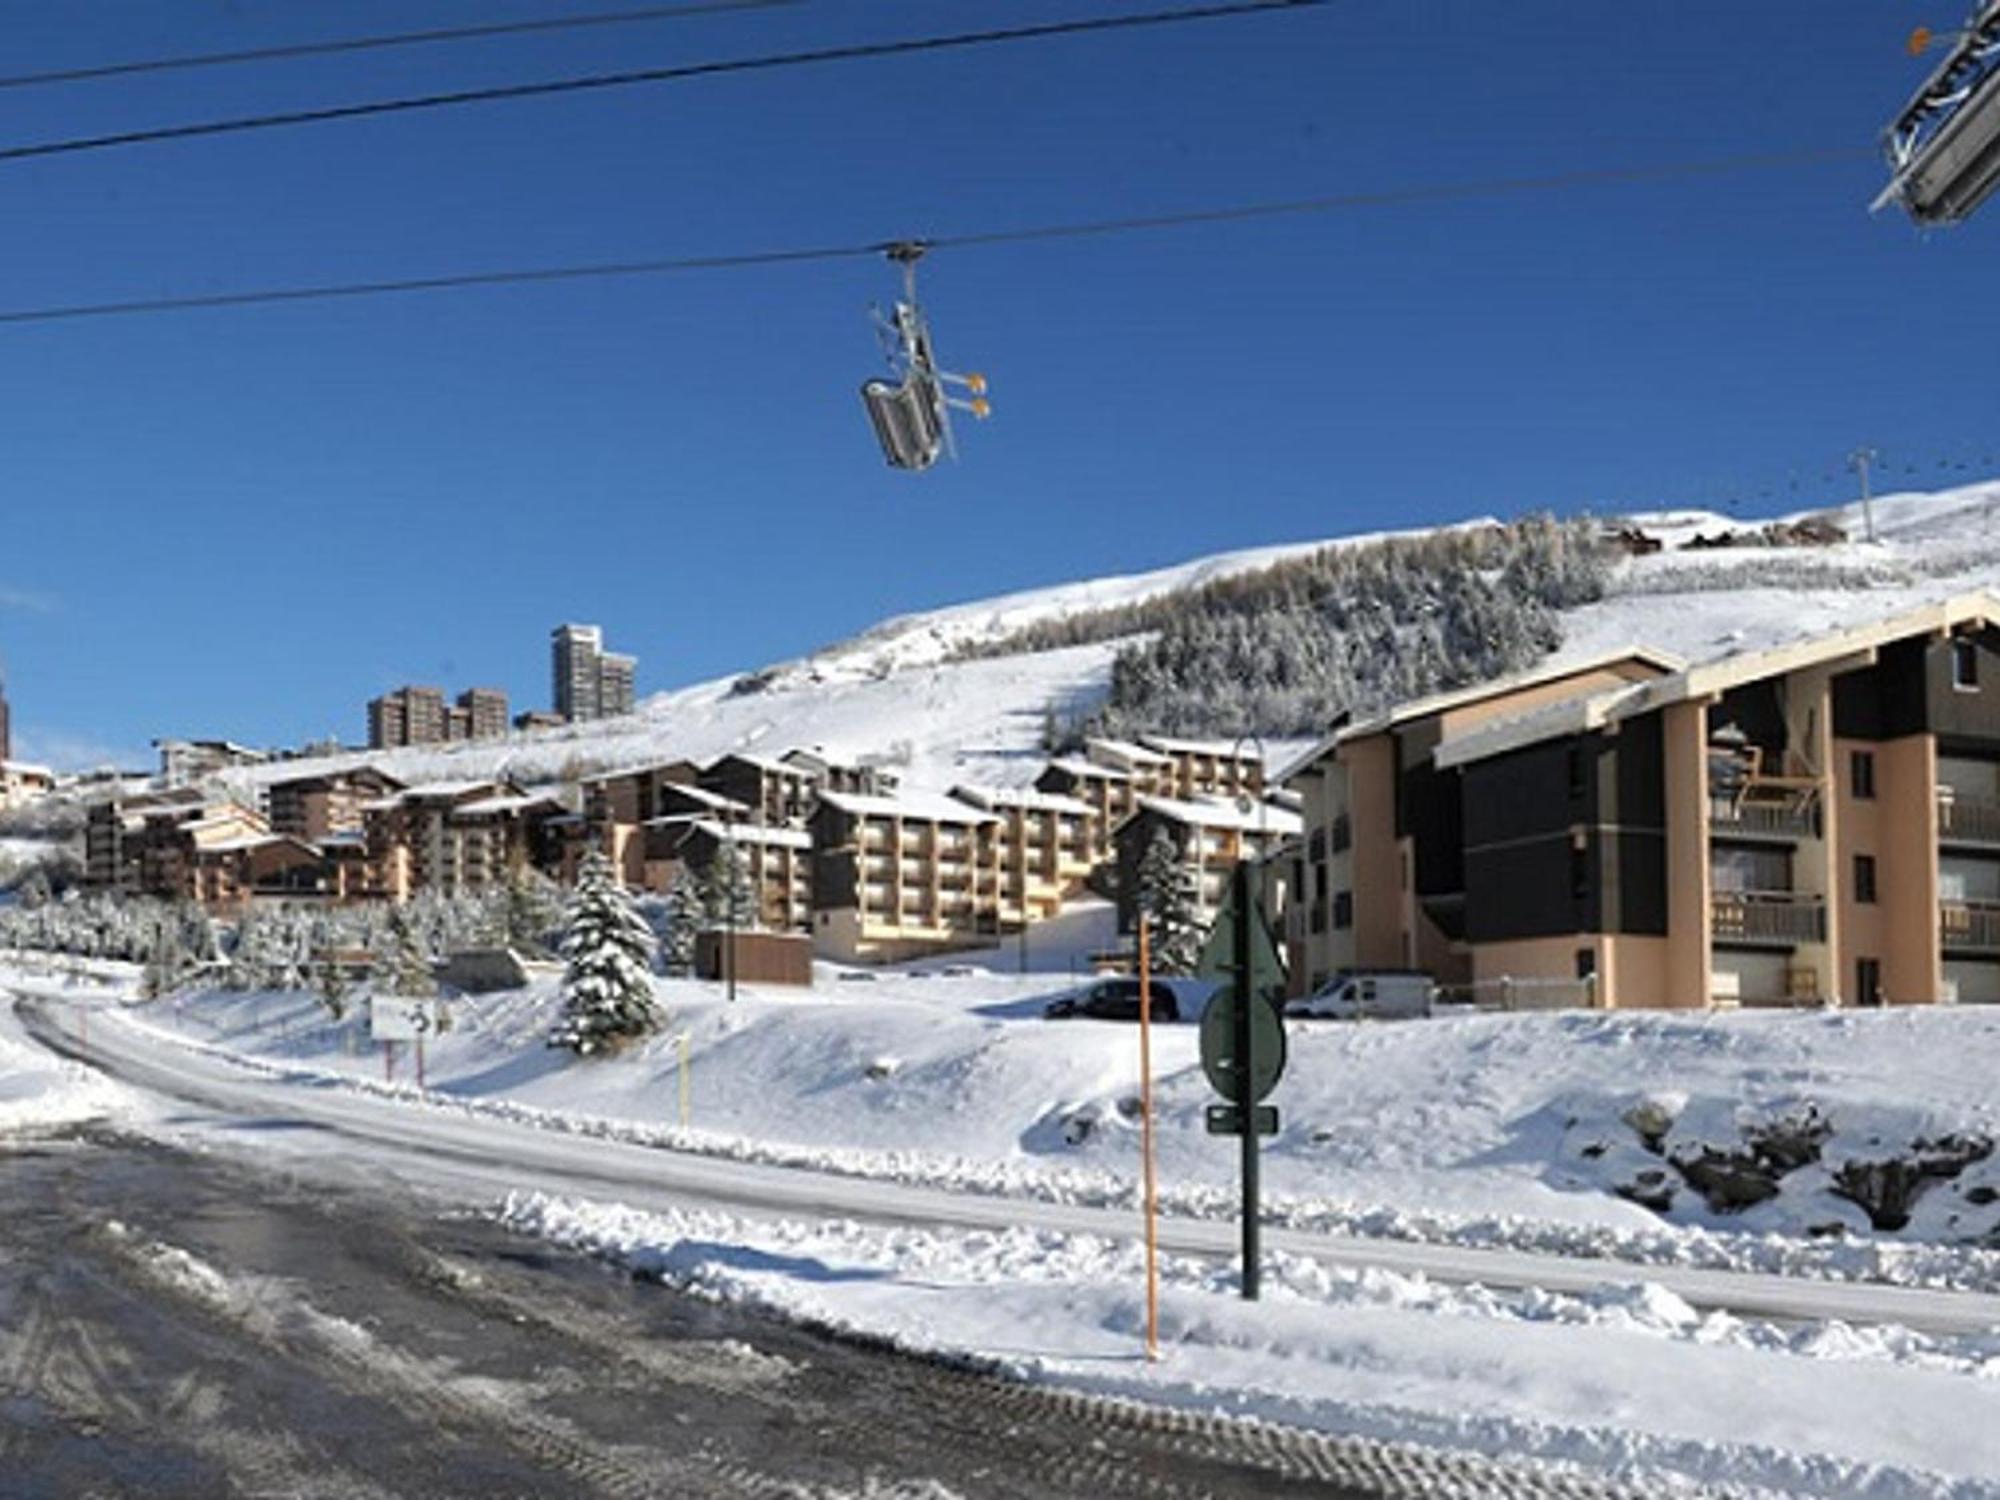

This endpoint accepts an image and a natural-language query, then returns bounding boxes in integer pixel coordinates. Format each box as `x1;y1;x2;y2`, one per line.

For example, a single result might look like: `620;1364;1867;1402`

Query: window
1953;638;1980;691
1566;744;1586;801
1575;947;1597;980
1569;842;1589;901
1854;854;1877;904
1332;890;1353;929
1850;750;1876;800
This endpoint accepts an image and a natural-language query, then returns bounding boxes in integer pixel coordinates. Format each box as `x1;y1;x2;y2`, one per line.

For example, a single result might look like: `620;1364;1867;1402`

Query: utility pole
1849;447;1879;543
725;829;738;1003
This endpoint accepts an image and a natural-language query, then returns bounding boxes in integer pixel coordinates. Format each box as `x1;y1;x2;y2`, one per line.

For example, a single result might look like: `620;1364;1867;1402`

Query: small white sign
369;996;431;1042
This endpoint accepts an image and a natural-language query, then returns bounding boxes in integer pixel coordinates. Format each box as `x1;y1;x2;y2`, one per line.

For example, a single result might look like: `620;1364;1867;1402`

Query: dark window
1569;842;1589;900
1566;744;1585;801
1330;813;1351;853
1856;956;1882;1008
1314;864;1329;903
1954;638;1980;691
1854;854;1877;904
1850;750;1876;800
1332;890;1353;929
1575;947;1597;980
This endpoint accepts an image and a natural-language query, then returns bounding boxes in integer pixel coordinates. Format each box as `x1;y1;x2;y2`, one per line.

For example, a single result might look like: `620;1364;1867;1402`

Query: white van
1287;970;1435;1021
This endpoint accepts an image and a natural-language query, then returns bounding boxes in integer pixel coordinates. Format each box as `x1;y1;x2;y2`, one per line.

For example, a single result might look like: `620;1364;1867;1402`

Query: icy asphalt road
15;988;2000;1343
1;1129;1406;1500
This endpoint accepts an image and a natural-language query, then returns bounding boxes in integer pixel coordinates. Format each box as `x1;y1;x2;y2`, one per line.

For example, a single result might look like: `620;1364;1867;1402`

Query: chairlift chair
1876;0;2000;224
859;243;990;472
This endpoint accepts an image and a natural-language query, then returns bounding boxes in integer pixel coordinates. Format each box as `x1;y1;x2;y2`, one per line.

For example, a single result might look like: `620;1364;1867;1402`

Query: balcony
1940;899;2000;952
1937;792;2000;847
1711;890;1825;946
1709;796;1818;841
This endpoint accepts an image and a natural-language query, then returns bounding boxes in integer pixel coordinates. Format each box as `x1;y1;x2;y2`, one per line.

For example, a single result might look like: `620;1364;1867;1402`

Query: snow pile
501;1190;2000;1500
0;1006;127;1135
96;951;2000;1286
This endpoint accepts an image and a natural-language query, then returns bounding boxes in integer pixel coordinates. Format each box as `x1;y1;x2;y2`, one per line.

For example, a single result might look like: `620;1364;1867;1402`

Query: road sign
1199;985;1287;1103
1195;881;1287;1004
1205;1103;1279;1137
369;996;430;1042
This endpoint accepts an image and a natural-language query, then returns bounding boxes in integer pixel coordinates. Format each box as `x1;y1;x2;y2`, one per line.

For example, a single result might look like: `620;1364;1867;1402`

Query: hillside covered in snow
214;479;2000;800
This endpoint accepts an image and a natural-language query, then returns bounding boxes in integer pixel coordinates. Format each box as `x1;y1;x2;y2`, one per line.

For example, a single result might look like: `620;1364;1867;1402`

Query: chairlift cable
0;144;1864;329
0;0;807;92
0;1;1326;168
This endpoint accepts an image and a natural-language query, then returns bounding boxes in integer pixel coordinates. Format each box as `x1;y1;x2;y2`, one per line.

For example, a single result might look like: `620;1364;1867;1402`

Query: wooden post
1138;915;1161;1361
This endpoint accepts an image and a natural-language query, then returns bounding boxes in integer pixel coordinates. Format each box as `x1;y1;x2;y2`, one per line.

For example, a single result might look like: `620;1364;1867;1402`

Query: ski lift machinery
860;243;990;471
1875;0;2000;225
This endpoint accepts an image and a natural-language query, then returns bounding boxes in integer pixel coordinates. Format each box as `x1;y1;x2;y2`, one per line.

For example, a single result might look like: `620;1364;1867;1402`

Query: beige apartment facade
808;790;1002;962
949;784;1095;925
1285;597;2000;1009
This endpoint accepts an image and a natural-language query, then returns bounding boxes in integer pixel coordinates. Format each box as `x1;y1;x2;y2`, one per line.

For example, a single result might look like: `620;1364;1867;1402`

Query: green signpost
1196;860;1288;1300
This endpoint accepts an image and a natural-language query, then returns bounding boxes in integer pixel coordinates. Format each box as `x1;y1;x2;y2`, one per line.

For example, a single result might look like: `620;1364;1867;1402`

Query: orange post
1138;916;1161;1362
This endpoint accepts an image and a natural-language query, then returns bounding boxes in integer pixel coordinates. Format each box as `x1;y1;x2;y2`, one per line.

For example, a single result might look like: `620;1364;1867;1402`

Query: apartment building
1034;756;1138;860
552;623;639;723
1110;793;1303;936
363;780;562;900
0;760;54;810
367;686;446;749
155;738;269;787
949;784;1095;925
568;759;705;884
782;747;899;798
1136;734;1267;801
457;688;510;740
268;767;405;841
85;787;208;892
664;818;814;932
1082;737;1178;795
700;754;822;828
1287;599;2000;1009
514;710;565;733
808;790;1003;962
1281;649;1680;998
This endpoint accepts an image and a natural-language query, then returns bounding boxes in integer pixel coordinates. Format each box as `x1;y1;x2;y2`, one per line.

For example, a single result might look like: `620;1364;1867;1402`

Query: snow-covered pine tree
549;850;659;1055
500;865;563;956
1135;826;1203;974
383;906;437;998
658;871;700;978
140;915;190;1000
697;840;758;931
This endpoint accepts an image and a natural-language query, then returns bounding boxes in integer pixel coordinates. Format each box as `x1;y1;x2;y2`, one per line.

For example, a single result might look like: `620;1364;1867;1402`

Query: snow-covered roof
707;750;809;777
1435;590;2000;771
1085;736;1173;769
1042;756;1132;784
196;832;317;857
1278;646;1687;783
1;760;54;780
655;781;751;812
1139;733;1264;760
452;793;555;818
577;757;697;786
950;783;1094;817
817;788;999;825
1133;794;1303;838
687;818;813;850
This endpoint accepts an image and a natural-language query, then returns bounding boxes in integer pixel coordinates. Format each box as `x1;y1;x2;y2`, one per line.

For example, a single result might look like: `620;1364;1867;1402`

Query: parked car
1286;970;1435;1021
1044;976;1182;1023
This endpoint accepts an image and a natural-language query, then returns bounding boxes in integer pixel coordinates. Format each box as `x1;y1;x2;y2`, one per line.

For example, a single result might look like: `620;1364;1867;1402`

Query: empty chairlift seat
861;370;946;471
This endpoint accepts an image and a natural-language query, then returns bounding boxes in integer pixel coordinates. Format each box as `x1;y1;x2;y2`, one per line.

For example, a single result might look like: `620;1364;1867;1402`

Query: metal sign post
1138;916;1161;1360
1196;860;1288;1302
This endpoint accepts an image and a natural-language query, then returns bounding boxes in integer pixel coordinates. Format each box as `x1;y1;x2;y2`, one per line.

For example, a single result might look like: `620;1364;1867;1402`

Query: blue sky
0;0;1991;768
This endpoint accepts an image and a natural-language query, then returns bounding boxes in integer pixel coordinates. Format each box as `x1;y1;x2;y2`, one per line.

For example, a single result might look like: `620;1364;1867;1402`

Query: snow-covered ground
0;984;129;1135
13;956;2000;1499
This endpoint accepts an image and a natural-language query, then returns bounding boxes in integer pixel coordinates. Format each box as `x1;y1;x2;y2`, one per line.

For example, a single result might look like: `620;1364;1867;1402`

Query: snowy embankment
102;955;2000;1287
0;979;130;1135
21;961;2000;1498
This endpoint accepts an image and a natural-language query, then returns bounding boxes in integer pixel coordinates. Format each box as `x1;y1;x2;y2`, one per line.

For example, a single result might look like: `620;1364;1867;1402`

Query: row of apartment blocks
367;685;521;749
1280;591;2000;1009
84;731;1294;965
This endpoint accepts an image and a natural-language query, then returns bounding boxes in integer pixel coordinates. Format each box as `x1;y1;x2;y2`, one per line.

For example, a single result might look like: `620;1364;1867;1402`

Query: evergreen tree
383;906;437;998
698;840;758;931
1135;827;1203;973
140;916;190;1000
550;851;659;1055
315;953;354;1021
500;866;563;956
658;871;701;978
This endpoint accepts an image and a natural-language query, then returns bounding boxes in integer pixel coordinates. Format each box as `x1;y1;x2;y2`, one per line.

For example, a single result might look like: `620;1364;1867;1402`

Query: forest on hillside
955;514;1614;742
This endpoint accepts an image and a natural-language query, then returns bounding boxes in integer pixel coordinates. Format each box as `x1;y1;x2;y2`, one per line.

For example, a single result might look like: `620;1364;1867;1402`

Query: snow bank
500;1191;2000;1500
98;957;2000;1289
0;1006;128;1135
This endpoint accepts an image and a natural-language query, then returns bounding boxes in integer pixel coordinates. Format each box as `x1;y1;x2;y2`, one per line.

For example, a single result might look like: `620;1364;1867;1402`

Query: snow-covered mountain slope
225;479;2000;800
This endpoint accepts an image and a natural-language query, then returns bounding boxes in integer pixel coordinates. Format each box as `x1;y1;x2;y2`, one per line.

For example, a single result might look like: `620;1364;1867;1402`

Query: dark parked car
1043;977;1181;1023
